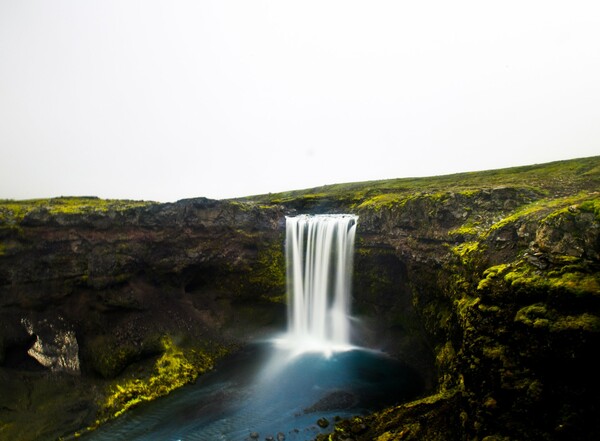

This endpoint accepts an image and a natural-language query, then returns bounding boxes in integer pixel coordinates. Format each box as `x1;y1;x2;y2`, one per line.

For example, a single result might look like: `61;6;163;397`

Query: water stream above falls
82;215;425;440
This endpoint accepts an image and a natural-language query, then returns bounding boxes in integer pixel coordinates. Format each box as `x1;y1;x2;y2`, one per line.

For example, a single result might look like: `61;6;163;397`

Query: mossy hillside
455;191;600;312
319;177;599;440
478;259;600;302
450;191;600;268
240;156;600;211
0;196;155;225
440;192;600;439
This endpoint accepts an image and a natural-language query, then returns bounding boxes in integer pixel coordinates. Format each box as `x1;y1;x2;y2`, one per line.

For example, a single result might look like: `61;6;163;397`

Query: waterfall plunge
277;214;358;356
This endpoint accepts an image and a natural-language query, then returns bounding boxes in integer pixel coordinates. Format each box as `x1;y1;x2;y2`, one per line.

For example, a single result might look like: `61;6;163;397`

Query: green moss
241;156;600;208
421;300;453;338
482;345;507;361
260;293;286;304
228;200;253;211
448;222;482;237
542;193;599;222
356;193;405;210
356;191;454;212
93;336;226;427
502;261;600;297
0;197;155;225
483;204;546;237
268;192;330;207
247;240;286;297
455;295;480;318
554;313;600;332
579;198;600;220
548;271;600;293
435;341;456;366
513;302;552;327
451;241;482;267
515;303;600;332
483;192;596;238
458;189;480;198
477;264;512;291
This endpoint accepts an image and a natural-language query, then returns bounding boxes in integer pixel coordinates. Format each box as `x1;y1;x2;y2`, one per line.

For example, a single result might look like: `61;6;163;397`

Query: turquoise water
82;342;423;441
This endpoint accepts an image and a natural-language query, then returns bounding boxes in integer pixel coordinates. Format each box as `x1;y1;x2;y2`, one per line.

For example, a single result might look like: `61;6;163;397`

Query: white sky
1;1;599;202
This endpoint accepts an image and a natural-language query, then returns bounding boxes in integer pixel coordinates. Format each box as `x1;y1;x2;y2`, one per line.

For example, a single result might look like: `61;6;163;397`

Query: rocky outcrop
21;317;80;374
1;157;599;440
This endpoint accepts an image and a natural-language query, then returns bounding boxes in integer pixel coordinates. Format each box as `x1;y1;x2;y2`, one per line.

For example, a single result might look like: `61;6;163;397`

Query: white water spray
276;214;358;356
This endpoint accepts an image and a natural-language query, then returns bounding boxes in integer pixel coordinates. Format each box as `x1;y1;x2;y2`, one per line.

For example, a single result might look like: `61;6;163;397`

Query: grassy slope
0;196;156;224
239;156;600;208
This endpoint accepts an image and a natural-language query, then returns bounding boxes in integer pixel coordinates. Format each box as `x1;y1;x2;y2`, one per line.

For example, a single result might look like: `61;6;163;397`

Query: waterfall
281;214;358;355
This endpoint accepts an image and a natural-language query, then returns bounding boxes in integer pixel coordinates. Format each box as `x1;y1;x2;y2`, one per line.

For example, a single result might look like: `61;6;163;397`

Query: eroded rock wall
2;157;599;440
0;198;288;440
319;187;600;440
0;198;287;374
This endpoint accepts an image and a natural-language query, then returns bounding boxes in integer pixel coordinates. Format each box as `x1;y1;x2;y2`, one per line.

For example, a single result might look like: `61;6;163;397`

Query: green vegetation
356;191;452;211
515;303;600;332
448;223;480;237
248;239;286;299
355;193;405;210
483;192;596;237
450;241;482;267
0;196;155;225
479;258;600;298
580;198;600;220
88;336;227;431
239;156;600;209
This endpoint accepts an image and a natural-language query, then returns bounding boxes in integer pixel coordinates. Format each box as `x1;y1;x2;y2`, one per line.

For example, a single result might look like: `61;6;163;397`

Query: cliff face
1;157;599;440
0;198;286;439
343;187;600;441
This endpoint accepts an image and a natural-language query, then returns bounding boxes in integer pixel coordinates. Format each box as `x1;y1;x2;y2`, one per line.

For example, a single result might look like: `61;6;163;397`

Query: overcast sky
1;1;599;202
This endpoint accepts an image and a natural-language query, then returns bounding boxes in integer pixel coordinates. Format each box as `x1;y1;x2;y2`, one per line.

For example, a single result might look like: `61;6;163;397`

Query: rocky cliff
0;197;286;439
1;156;599;440
248;156;600;441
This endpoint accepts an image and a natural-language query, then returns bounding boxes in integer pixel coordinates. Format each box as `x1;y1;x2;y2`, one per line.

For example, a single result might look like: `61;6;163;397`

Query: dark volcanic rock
2;157;600;440
304;391;358;413
0;198;287;439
